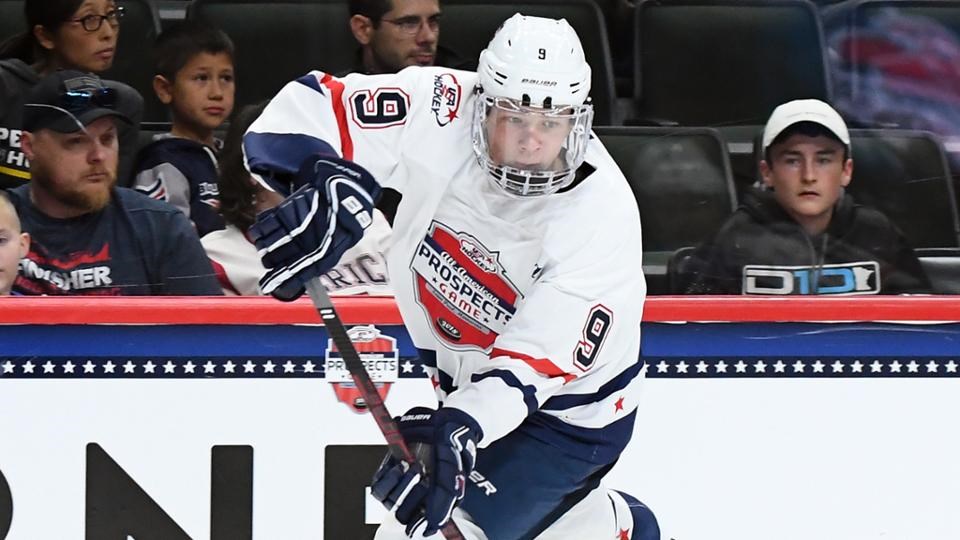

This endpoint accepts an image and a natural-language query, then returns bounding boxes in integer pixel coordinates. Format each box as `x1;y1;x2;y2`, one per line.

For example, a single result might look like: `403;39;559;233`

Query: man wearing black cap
4;70;222;295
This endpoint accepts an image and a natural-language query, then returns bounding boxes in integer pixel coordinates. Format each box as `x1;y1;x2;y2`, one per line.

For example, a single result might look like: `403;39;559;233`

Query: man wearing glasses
347;0;470;75
3;70;220;296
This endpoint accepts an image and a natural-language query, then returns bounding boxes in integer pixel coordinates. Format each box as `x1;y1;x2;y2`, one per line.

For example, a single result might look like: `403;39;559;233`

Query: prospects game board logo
325;325;397;413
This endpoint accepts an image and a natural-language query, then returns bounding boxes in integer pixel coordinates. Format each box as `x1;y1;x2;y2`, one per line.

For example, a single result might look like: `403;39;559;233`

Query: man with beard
4;70;222;295
346;0;471;75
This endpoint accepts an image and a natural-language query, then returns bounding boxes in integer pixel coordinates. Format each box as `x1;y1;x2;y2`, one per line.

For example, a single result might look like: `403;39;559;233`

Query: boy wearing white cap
686;99;930;295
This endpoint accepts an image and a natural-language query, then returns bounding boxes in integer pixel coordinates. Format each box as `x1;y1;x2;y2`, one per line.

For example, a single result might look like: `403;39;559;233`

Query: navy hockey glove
370;406;482;537
249;156;380;300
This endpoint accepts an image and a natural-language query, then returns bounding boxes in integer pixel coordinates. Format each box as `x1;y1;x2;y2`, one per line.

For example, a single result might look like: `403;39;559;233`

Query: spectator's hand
370;407;482;537
249;156;380;300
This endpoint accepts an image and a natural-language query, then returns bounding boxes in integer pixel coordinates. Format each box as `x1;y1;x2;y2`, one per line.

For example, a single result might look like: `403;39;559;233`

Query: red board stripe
0;296;957;325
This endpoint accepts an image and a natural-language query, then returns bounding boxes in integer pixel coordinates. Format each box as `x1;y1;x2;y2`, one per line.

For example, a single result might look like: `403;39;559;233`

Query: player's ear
153;75;174;105
351;14;374;45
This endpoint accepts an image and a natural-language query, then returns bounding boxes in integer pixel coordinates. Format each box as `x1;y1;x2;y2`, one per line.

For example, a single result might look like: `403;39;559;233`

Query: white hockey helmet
472;14;594;197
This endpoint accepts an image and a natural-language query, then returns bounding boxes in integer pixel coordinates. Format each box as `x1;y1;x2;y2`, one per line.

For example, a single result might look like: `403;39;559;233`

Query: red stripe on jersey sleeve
319;73;354;160
490;347;577;384
208;258;241;295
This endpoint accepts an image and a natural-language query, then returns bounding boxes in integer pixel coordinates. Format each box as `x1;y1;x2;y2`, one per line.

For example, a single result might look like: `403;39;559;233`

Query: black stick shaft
304;280;465;540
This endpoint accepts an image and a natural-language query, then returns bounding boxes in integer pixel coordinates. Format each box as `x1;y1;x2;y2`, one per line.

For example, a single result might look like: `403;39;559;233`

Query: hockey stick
304;280;466;540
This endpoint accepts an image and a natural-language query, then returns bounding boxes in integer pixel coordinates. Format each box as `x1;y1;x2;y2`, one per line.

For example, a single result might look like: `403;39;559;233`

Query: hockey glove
249;156;380;300
370;406;483;537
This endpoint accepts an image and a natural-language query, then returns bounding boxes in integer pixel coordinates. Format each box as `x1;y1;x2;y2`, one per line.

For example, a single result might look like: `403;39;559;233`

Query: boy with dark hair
132;20;235;237
686;99;930;295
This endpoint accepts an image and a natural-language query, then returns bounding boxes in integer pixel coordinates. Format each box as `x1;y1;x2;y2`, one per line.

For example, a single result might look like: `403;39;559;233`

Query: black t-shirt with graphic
7;185;222;295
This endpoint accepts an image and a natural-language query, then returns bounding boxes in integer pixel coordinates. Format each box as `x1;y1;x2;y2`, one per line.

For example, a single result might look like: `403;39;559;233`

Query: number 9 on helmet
472;14;594;197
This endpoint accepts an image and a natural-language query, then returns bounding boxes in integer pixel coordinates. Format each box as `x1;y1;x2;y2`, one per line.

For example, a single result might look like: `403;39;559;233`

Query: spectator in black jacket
686;99;930;295
0;0;143;188
7;70;221;295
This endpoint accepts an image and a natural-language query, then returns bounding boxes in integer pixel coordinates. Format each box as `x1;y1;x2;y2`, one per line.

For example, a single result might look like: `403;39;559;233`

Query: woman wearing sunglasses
0;0;143;188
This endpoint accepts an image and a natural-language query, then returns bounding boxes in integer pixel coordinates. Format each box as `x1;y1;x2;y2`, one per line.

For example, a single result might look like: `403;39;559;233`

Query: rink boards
0;296;958;540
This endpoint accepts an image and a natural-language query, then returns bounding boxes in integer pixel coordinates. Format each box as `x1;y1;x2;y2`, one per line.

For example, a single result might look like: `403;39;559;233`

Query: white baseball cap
761;99;850;154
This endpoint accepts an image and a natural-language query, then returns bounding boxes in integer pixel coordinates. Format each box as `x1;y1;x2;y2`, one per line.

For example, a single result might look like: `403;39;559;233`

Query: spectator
345;0;471;75
0;190;30;296
7;70;221;296
0;0;144;189
132;21;235;238
202;102;392;296
686;99;930;295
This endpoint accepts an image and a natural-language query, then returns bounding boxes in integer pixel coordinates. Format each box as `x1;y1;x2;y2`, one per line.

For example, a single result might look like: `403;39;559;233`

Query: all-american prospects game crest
325;325;397;413
431;73;461;127
411;221;522;351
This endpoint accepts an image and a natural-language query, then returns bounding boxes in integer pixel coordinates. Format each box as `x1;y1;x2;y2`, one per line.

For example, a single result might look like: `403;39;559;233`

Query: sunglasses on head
61;87;117;113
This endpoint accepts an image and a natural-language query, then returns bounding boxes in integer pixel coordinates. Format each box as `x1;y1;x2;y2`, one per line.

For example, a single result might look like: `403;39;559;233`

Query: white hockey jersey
201;211;393;296
245;67;647;463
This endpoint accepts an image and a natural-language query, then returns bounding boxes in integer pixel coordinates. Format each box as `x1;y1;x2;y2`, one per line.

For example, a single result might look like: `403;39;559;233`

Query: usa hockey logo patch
325;325;397;413
431;73;461;127
411;221;522;351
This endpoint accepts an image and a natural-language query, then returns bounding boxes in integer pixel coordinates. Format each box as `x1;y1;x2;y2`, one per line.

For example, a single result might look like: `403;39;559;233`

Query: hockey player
243;14;659;539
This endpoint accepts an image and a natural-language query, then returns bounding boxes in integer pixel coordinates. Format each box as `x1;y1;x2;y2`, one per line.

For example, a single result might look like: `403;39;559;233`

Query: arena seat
103;0;164;122
666;245;699;294
441;0;617;125
0;0;22;45
136;121;172;152
595;126;737;293
187;0;354;112
631;0;831;127
846;129;960;249
916;248;960;294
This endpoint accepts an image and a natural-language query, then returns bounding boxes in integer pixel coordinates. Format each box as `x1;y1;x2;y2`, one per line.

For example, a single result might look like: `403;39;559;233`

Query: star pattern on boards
4;357;958;378
614;396;625;412
618;528;631;540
